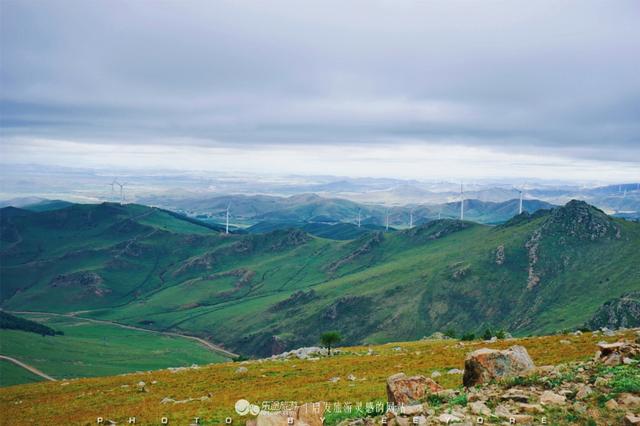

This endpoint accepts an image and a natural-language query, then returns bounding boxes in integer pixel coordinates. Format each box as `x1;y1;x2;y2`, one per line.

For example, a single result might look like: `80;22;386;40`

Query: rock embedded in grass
539;390;566;406
619;393;640;409
462;345;535;387
624;413;640;426
386;373;443;405
255;402;325;426
596;340;640;365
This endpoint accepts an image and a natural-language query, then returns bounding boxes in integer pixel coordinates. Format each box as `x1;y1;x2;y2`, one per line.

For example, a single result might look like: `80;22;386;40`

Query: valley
0;312;230;387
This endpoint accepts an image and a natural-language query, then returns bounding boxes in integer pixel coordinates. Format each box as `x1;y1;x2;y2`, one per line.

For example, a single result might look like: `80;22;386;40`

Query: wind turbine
460;183;464;220
225;203;230;235
409;209;414;229
518;189;524;215
385;209;390;232
357;209;361;228
116;181;126;204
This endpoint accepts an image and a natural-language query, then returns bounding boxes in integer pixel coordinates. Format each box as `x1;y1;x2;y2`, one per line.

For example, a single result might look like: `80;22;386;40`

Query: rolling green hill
1;200;639;359
22;199;74;212
247;221;391;240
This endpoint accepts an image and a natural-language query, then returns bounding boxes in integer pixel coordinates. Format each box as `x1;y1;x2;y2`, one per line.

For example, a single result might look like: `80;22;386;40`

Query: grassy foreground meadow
0;313;229;386
1;330;636;425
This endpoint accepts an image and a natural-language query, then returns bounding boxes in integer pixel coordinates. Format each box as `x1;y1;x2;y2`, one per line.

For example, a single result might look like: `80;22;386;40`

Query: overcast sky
1;0;639;181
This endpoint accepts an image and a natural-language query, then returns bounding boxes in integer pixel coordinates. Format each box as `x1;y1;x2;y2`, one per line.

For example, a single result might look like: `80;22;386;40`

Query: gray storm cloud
1;0;639;170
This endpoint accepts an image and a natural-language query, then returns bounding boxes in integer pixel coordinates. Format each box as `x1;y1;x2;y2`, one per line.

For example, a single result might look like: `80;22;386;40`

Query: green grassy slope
0;360;43;386
0;313;228;386
1;200;639;358
247;221;390;240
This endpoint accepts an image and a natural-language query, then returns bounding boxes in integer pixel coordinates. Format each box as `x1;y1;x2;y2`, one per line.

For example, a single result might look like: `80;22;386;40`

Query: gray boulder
462;345;535;387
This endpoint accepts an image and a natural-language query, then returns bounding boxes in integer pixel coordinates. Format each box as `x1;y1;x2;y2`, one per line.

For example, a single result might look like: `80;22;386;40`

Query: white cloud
2;137;637;182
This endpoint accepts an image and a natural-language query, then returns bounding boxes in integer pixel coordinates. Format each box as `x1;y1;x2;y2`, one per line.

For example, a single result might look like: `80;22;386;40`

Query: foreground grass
0;314;229;386
0;330;634;425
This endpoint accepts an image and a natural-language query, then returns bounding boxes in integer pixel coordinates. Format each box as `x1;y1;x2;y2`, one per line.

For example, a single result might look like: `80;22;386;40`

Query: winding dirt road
0;355;56;381
7;310;238;359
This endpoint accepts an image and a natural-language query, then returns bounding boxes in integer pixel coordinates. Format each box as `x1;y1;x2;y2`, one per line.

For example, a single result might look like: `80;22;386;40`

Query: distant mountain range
2;165;638;218
2;200;638;357
135;193;557;227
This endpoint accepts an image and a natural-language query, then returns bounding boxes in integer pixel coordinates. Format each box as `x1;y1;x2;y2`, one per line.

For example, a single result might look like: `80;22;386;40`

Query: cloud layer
1;1;639;179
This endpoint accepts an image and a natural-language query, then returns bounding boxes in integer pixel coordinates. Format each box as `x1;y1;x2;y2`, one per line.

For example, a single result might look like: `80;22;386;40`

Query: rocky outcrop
463;345;535;387
266;229;311;251
321;295;370;321
269;290;317;312
523;200;621;291
586;292;640;330
596;340;640;365
329;339;640;426
542;200;620;241
325;232;383;275
270;346;334;360
525;229;541;289
173;251;217;276
386;373;442;404
495;244;505;265
48;271;109;297
451;263;470;280
269;335;287;356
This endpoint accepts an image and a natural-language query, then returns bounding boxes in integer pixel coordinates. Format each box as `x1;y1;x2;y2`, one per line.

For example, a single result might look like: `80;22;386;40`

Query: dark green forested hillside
1;200;638;357
0;311;59;336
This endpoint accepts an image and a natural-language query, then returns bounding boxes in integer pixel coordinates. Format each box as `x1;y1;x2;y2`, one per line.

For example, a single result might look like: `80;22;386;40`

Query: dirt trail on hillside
8;310;238;359
0;355;57;382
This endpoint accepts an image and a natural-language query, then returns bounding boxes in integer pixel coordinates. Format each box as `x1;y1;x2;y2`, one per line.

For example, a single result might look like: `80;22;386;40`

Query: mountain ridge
1;200;639;357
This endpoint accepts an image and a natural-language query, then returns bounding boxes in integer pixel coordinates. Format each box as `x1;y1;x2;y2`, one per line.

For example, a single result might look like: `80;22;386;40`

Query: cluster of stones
596;340;640;366
345;342;639;426
249;338;639;426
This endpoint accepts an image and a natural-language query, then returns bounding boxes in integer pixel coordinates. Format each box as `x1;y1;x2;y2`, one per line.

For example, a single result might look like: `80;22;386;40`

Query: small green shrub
461;333;475;341
448;394;468;407
607;365;640;394
482;328;492;340
427;394;446;407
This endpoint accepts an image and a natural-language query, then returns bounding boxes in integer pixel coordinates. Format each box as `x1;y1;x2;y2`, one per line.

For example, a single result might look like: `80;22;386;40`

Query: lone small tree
482;328;493;341
320;331;342;356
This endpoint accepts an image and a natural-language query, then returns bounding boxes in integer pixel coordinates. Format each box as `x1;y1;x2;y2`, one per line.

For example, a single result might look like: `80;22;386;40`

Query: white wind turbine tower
225;203;230;235
385;209;390;232
459;183;464;220
518;189;524;214
409;208;414;229
116;181;127;204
